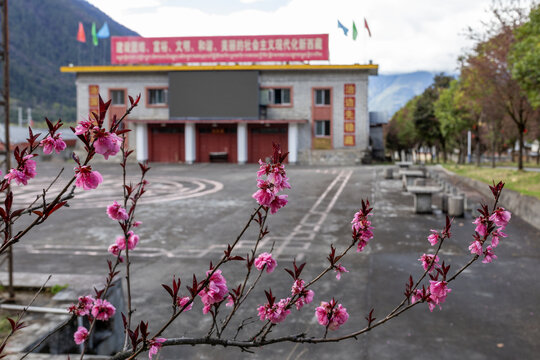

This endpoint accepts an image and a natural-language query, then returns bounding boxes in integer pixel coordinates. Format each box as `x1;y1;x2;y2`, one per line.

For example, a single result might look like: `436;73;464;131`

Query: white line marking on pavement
18;170;353;261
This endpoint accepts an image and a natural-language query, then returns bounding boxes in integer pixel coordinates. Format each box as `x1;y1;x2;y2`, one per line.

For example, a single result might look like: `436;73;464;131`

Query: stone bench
395;161;413;168
400;170;426;191
407;185;443;214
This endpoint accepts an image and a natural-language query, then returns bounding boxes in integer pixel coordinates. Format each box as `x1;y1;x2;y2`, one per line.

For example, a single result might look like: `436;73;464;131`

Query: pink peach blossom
68;295;94;316
148;337;166;360
74;165;103;190
269;194;288;214
473;217;487;237
5;155;37;186
73;326;88;345
199;269;228;314
427;229;440;246
115;231;139;251
334;264;349;280
418;254;439;273
489;208;511;229
468;240;483;256
107;201;129;221
258;297;291;324
294;289;314;310
428;280;451;312
40;135;66;154
491;229;507;248
482;245;497;264
91;298;116;321
94;131;122;160
177;296;193;311
254;252;277;273
315;299;349;330
74;120;92;135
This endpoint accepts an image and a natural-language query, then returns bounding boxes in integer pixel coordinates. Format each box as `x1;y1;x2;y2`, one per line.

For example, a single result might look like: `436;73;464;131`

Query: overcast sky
86;0;532;74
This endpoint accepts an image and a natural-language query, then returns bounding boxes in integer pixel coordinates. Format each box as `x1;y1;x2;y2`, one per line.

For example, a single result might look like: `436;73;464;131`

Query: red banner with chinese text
111;34;329;64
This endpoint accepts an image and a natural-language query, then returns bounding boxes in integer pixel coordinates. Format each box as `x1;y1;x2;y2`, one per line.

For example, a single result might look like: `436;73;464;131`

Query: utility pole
0;0;14;300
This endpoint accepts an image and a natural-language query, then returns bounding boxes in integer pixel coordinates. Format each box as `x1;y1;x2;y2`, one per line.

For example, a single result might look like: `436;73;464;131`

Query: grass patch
48;284;69;295
443;164;540;200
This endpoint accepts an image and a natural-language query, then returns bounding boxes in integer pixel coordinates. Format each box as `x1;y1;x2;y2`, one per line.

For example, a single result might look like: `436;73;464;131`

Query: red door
148;124;185;162
248;124;288;163
197;124;237;163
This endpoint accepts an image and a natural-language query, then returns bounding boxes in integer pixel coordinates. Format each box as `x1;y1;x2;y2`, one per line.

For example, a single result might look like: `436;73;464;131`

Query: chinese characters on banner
343;83;356;146
111;34;329;64
88;85;99;117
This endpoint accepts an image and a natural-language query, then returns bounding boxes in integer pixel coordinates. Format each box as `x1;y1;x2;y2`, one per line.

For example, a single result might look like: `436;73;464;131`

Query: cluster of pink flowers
40;134;66;155
69;296;116;345
73;326;88;345
427;229;440;246
68;295;94;316
177;296;193;311
334;264;349;280
199;269;228;314
107;201;129;221
93;129;122;160
74;119;123;160
5;154;37;186
351;208;374;252
108;231;140;259
258;297;291;324
411;280;452;312
418;254;439;273
315;299;349;330
74;119;93;135
290;279;314;310
252;146;291;214
74;165;103;190
254;252;277;273
469;207;511;264
92;298;117;320
148;337;166;360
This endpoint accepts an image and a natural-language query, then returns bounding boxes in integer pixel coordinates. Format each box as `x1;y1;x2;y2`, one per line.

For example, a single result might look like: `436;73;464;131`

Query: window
315;120;331;137
148;88;168;106
110;90;125;105
315;89;331;105
273;88;290;105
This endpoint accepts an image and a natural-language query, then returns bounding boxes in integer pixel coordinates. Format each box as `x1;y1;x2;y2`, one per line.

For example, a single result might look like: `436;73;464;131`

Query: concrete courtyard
4;161;540;359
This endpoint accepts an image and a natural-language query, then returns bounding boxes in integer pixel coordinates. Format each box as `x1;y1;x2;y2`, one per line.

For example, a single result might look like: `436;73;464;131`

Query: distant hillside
6;0;139;123
368;71;436;118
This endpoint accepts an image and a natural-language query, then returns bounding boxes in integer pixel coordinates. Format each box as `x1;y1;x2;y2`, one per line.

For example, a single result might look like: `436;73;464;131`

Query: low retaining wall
440;167;540;231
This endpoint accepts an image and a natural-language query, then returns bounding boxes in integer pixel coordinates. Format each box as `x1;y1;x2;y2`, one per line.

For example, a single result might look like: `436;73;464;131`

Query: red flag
364;18;372;37
77;22;86;43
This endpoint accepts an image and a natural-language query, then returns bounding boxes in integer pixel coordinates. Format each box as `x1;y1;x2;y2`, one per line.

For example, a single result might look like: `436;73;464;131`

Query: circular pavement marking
10;176;224;209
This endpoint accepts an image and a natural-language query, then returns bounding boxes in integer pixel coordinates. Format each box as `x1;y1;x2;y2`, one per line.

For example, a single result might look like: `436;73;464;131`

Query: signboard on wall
111;34;329;64
343;83;356;146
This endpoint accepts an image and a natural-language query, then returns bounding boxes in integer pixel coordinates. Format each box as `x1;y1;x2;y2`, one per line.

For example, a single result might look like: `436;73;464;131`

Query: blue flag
97;22;110;39
337;20;349;36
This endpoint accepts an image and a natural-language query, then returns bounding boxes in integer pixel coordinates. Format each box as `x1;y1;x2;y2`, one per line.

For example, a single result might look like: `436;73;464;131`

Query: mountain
6;0;139;124
368;71;436;119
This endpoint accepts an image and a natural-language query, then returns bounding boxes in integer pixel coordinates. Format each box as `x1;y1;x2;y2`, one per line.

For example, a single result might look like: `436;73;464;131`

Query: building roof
60;63;379;75
0;126;78;145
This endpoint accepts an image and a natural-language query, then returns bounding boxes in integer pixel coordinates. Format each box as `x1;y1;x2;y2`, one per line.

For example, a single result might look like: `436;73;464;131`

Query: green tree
434;79;476;163
412;74;452;163
385;97;419;160
510;4;540;108
510;4;540;163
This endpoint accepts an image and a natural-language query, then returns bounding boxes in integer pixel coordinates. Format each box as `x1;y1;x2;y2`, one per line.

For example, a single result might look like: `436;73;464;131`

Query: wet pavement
3;160;540;359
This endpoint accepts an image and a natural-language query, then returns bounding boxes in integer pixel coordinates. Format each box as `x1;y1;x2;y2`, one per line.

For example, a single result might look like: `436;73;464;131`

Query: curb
437;165;540;231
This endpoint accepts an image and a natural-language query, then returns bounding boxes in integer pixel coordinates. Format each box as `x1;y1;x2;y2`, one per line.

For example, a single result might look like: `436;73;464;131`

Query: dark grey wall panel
169;71;259;118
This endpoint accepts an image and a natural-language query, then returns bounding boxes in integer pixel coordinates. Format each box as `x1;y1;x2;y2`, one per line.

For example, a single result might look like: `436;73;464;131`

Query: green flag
352;21;358;40
91;22;98;46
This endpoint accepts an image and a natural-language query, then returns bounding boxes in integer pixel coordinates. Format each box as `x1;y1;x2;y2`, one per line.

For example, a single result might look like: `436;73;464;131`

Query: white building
61;63;378;164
